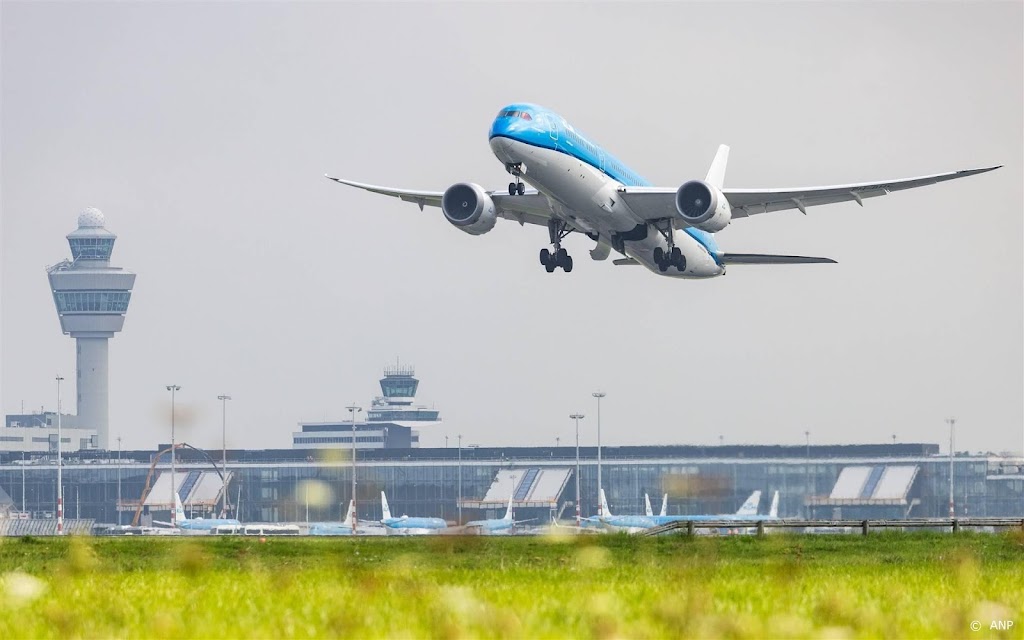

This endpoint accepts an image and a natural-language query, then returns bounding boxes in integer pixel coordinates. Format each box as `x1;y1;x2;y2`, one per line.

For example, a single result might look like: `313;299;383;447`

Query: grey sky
2;2;1021;454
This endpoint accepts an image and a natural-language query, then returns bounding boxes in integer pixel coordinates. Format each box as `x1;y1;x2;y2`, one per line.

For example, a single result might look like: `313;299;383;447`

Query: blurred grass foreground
1;533;1023;638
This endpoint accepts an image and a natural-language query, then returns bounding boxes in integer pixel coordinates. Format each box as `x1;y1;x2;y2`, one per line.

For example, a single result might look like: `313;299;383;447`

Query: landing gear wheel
540;248;551;266
563;255;573;273
509;183;517;196
517;182;526;195
653;247;665;263
555;247;568;265
658;260;669;273
676;256;687;271
545;262;557;273
670;247;682;264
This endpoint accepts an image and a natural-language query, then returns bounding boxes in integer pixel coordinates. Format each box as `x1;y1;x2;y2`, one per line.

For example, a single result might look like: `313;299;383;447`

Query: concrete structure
46;208;135;450
292;365;441;449
1;412;97;453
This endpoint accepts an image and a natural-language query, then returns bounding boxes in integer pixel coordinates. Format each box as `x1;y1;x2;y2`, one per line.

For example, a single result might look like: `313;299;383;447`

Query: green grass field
1;532;1022;639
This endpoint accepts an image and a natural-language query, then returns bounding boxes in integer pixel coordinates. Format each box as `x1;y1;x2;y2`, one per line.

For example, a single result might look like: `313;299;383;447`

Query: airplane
326;103;999;279
309;499;376;536
597;489;773;534
462;493;534;535
379;491;447;535
154;494;240;532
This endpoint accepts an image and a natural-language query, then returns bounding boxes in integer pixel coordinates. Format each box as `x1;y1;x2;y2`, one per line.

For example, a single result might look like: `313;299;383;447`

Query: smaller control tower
47;208;135;450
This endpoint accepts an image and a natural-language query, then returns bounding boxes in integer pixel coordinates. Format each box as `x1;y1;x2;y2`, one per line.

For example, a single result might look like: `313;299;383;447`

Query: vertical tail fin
503;493;514;522
381;491;392;521
769;491;780;518
705;144;730;189
344;499;356;528
644;493;654;517
735;490;762;517
599;488;612;518
174;493;187;526
660;493;668;518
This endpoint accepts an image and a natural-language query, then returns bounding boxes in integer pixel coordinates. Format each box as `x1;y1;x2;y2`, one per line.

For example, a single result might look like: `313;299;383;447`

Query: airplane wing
617;166;1000;221
325;176;554;227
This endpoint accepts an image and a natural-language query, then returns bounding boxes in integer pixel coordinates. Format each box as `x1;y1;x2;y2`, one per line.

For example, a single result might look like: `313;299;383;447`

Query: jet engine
441;183;498;235
674;180;731;233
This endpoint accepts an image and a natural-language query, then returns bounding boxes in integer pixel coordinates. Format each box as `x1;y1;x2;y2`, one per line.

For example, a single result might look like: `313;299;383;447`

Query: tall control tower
47;208;135;450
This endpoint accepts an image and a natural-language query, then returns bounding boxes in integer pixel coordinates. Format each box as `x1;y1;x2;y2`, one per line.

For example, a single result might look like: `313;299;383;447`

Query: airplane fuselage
488;105;725;279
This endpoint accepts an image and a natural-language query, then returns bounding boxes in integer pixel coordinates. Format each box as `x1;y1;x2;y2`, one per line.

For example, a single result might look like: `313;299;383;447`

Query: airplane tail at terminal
344;500;356;528
736;491;762;517
644;493;653;517
503;493;514;522
381;492;392;520
174;494;188;525
660;494;668;517
769;491;780;518
600;489;613;518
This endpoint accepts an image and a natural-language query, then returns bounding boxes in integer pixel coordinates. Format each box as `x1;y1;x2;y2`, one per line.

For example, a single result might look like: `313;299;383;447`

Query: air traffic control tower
47;208;135;450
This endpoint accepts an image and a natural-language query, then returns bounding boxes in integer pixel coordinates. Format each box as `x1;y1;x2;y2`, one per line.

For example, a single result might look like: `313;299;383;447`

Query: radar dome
77;207;105;228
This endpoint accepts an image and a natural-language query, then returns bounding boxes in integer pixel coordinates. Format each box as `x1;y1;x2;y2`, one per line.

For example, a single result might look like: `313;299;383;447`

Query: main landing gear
652;221;687;273
506;163;526;196
540;219;573;273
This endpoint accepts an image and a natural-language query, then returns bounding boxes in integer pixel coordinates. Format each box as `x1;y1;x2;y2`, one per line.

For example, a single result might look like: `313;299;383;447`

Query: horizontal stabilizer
719;253;836;265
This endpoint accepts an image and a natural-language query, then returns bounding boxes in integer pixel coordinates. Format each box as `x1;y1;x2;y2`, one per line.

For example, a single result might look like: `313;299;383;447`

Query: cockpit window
499;110;532;120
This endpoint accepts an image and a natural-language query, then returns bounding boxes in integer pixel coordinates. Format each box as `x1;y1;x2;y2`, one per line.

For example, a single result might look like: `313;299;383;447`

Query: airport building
1;443;1020;528
291;365;440;450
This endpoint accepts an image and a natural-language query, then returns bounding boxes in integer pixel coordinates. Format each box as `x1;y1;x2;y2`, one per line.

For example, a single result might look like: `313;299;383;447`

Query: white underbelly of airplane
490;137;724;279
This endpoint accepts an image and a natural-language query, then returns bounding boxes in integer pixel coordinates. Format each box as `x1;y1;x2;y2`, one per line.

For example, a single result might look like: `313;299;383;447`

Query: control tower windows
69;237;115;261
54;291;131;313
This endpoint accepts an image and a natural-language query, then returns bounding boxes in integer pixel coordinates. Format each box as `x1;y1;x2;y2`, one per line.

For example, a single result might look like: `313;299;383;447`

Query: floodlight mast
593;392;606;517
166;385;181;525
570;413;585;525
347;405;362;533
56;375;64;535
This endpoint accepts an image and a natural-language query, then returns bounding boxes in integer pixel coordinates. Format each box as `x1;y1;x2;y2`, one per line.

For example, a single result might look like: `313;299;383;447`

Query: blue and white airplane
379;491;447;535
462;493;533;535
309;499;373;536
155;494;240;532
327;103;998;278
597;489;774;534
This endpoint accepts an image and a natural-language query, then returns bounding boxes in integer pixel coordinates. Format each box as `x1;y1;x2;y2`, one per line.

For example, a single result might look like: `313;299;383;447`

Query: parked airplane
462;493;533;535
327;103;998;279
154;494;240;532
309;499;372;536
597;489;772;534
379;491;447;535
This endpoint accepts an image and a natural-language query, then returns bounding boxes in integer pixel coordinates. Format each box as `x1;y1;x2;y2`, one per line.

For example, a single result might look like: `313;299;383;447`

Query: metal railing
639;517;1024;537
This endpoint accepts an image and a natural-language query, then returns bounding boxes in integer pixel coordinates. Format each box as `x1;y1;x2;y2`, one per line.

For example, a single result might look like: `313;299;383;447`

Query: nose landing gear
506;163;526;196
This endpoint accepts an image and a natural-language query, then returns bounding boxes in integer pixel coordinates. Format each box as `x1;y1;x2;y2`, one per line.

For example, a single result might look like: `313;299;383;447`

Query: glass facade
68;237;115;260
54;291;131;313
1;450;1021;526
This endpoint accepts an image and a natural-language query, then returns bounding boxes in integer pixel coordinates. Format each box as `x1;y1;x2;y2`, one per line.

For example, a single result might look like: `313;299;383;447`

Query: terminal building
1;442;1021;528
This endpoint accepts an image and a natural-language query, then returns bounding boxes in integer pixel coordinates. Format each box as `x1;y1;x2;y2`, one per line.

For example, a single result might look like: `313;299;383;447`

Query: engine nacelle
441;183;498;235
674;180;732;233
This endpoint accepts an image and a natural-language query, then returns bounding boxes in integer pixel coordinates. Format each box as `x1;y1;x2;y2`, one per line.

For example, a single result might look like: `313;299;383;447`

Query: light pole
166;385;180;525
570;413;585;525
804;430;811;518
947;418;956;518
218;395;232;517
56;374;64;535
457;434;463;525
593;392;606;517
346;404;362;533
116;435;122;525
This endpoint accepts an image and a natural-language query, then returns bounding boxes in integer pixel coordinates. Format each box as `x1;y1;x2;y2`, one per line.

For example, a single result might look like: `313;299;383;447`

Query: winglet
705;144;730;189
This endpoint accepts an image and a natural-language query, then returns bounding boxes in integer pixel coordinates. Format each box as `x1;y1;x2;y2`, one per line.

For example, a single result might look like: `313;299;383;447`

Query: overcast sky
2;2;1021;455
